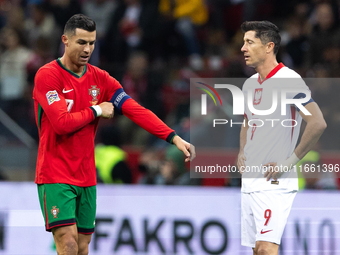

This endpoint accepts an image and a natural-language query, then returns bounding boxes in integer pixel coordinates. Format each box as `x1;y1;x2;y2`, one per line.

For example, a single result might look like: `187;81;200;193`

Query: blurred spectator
305;2;340;69
95;125;132;184
158;0;208;69
82;0;116;41
208;0;244;40
164;144;201;185
0;28;33;123
122;51;164;114
281;2;311;71
161;68;191;125
154;159;180;185
138;149;163;184
198;26;229;76
82;0;117;65
24;36;54;140
26;36;54;87
0;0;16;30
103;0;159;67
138;146;200;185
116;51;165;145
224;29;250;77
5;5;25;33
25;2;60;56
47;0;81;31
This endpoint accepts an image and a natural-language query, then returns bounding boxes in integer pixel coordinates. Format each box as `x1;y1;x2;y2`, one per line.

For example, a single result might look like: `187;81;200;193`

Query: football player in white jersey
237;21;327;255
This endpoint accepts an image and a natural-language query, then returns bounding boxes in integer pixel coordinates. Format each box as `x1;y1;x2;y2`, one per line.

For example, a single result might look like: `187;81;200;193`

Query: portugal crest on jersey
89;85;100;105
253;88;263;105
51;206;59;218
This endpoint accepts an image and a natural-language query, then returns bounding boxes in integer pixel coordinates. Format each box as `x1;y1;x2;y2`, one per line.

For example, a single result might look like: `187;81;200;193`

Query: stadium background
0;0;339;254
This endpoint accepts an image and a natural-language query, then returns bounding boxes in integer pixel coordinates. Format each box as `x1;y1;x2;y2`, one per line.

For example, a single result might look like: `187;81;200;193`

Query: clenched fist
99;102;114;119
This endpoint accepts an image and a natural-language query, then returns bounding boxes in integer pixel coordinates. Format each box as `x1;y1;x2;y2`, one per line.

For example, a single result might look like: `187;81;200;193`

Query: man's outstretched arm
121;98;196;161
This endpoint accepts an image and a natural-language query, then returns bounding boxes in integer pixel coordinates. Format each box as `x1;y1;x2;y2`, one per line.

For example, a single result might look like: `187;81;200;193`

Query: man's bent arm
294;102;327;159
34;68;102;135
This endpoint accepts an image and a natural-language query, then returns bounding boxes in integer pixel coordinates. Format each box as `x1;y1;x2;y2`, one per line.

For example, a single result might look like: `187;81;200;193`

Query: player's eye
90;42;95;45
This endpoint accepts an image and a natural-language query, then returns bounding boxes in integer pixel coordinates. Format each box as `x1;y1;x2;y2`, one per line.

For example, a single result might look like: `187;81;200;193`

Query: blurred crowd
0;0;339;188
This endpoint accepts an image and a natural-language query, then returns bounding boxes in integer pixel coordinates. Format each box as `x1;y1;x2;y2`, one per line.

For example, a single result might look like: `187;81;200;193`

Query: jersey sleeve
104;74;130;115
286;78;314;111
104;73;176;143
102;71;124;102
33;67;96;135
121;98;176;143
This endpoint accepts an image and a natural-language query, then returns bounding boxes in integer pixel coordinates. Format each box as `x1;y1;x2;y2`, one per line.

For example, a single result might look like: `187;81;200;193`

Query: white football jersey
241;63;312;193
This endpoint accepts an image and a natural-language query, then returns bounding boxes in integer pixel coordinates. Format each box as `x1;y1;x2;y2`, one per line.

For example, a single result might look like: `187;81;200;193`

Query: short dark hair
241;21;281;55
64;14;96;36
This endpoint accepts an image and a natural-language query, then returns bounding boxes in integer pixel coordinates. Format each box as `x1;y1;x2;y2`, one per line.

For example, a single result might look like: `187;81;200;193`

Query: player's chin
244;60;253;67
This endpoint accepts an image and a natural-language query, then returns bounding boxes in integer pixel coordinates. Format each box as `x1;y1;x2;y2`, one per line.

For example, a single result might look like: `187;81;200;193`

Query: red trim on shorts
78;231;95;235
43;192;49;229
47;222;76;232
78;227;95;235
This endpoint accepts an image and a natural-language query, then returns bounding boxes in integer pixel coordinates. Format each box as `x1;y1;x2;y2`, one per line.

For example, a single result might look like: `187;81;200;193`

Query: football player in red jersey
33;14;195;255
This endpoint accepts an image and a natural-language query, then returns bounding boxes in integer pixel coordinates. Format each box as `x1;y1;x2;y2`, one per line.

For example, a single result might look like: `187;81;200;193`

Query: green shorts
38;184;96;234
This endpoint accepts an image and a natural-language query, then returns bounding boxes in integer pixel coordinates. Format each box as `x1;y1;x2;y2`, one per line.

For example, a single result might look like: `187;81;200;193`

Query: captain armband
110;88;131;115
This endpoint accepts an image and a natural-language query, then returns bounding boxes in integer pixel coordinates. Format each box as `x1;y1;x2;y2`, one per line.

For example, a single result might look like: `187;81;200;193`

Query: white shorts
241;189;297;248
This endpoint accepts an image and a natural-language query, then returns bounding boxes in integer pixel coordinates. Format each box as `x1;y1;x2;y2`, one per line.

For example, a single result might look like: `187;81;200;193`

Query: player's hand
263;162;281;181
237;151;246;174
172;135;196;162
99;102;114;119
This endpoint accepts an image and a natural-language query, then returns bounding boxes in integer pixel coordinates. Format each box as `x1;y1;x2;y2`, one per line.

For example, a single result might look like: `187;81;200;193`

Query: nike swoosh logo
260;229;273;234
63;88;74;93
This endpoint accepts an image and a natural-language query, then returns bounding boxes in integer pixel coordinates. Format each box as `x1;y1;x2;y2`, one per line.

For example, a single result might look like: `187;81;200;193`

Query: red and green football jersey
33;59;175;186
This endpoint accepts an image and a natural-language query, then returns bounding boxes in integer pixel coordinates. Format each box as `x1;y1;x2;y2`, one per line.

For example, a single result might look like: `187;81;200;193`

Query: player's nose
84;44;90;53
241;44;247;52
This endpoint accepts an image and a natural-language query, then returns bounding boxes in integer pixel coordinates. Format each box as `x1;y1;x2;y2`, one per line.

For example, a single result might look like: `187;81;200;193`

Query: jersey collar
56;58;87;78
257;62;285;85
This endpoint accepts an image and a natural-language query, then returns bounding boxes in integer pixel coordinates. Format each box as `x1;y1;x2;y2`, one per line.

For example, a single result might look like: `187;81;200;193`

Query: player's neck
256;59;279;81
59;56;85;76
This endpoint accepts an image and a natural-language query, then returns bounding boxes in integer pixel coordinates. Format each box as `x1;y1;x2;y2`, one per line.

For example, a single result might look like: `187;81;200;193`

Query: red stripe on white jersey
290;106;296;141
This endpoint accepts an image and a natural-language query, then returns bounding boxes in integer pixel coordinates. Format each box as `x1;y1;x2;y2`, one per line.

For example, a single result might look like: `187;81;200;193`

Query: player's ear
266;42;275;54
61;34;69;46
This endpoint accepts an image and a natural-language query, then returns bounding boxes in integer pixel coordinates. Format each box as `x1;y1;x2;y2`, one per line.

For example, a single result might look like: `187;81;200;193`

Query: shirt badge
253;88;263;105
46;90;60;105
89;85;100;105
